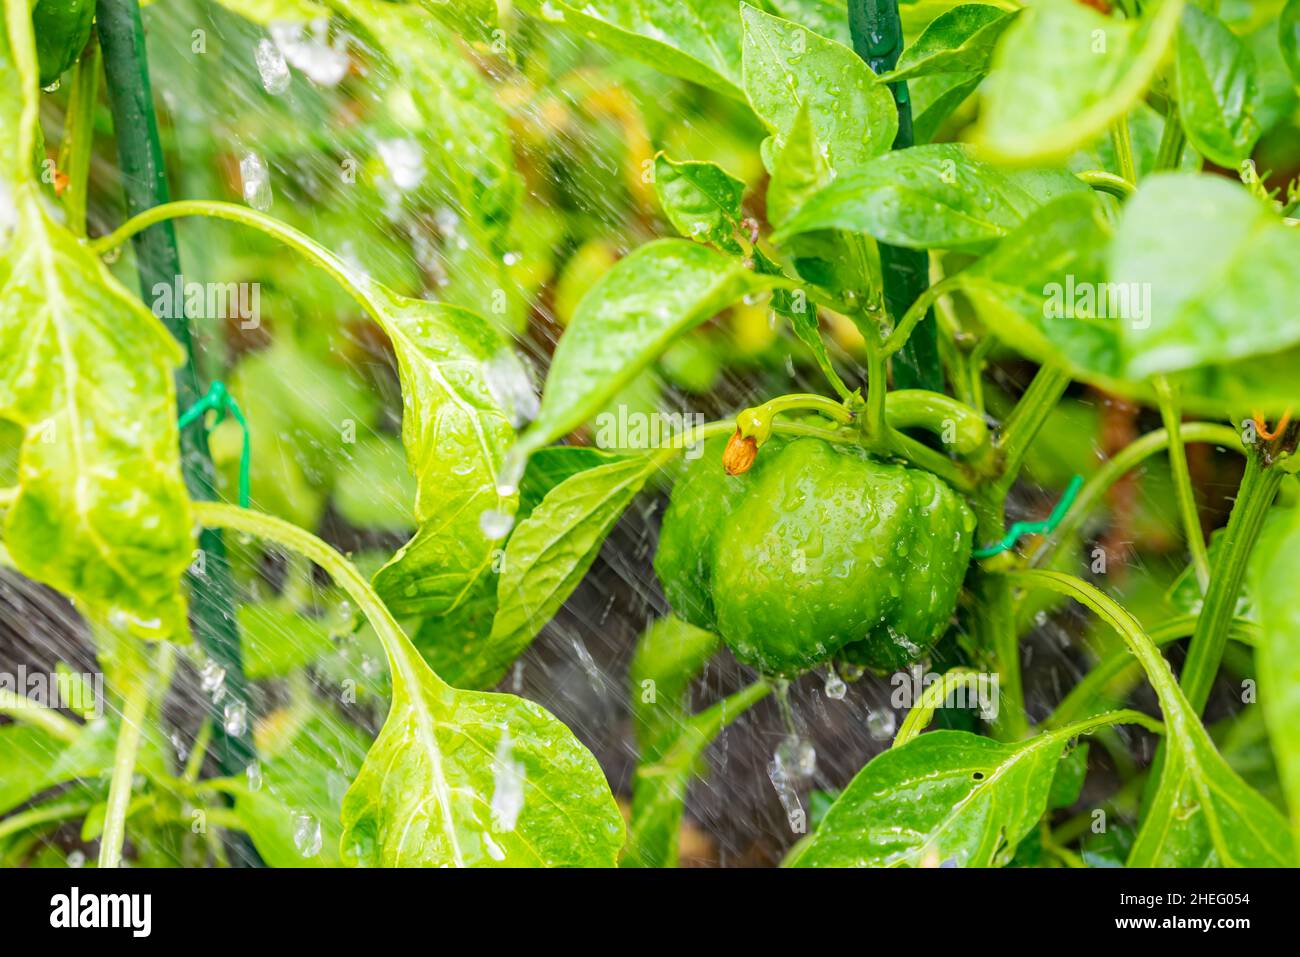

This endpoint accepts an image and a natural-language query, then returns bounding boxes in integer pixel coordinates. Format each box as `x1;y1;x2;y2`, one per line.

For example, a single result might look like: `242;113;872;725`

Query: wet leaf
975;0;1185;163
624;682;767;868
788;729;1071;867
0;193;193;640
765;0;851;47
628;615;720;761
653;154;746;253
960;191;1121;378
519;0;745;98
0;720;113;816
518;240;777;454
1176;5;1261;168
774;143;1087;252
371;297;524;649
222;708;370;867
1111;173;1300;381
1248;505;1300;857
741;3;897;175
340;624;624;865
469;455;660;689
883;4;1017;82
765;103;831;228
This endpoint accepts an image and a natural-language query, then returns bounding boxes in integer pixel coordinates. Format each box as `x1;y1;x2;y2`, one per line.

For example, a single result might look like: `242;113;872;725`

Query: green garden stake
848;0;944;394
97;0;260;866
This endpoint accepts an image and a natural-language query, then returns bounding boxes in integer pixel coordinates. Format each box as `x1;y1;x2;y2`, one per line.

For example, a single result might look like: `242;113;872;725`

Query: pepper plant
3;0;1300;869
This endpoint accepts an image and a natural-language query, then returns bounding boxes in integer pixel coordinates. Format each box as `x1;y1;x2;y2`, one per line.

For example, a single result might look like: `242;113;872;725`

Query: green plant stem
1046;616;1257;729
95;2;257;810
1003;570;1185;714
56;39;100;237
182;719;213;783
1154;109;1186;170
0;689;83;742
1179;448;1284;713
90;199;379;315
1031;422;1242;566
1154;377;1210;591
1110;120;1138;184
1077;169;1136;199
0;798;97;841
98;653;151;868
994;362;1072;496
883;277;959;356
887;389;989;456
892;668;984;747
190;502;418;693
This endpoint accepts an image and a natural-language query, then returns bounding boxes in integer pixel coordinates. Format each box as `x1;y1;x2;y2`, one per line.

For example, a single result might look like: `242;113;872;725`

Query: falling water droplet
199;659;227;702
823;670;847;700
223;701;248;737
377;138;425;190
293;813;322;857
66;850;85;868
246;761;264;792
867;708;896;741
255;39;291;95
240;152;273;211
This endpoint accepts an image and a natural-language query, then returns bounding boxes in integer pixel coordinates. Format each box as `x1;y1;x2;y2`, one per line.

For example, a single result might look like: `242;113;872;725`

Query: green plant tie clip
176;380;250;509
973;475;1083;559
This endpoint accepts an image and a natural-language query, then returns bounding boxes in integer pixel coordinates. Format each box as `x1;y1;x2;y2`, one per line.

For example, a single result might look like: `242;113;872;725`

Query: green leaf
340;635;625;866
911;71;983;144
960;190;1122;379
741;3;897;175
765;103;831;228
32;0;95;86
1014;570;1292;867
1282;0;1300;86
0;191;194;640
975;0;1185;163
1248;504;1300;857
469;455;660;689
1129;716;1294;866
624;682;768;868
788;723;1109;867
653;154;746;252
370;297;525;644
518;240;777;454
1176;5;1262;168
517;445;629;521
628;615;720;761
883;4;1017;82
519;0;745;98
1111;173;1300;382
223;706;370;867
764;0;851;47
1047;742;1089;810
0;721;113;816
773;143;1087;252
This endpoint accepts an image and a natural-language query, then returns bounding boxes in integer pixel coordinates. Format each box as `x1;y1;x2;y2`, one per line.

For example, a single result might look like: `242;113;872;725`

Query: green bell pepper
655;436;975;676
